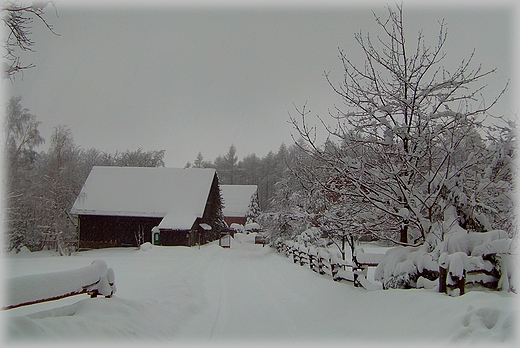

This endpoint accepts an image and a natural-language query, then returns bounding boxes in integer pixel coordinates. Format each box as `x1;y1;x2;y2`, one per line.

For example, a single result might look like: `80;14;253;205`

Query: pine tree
246;192;261;224
206;175;226;241
193;152;205;168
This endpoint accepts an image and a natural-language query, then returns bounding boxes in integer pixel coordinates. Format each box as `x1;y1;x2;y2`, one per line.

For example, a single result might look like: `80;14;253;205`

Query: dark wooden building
71;166;223;249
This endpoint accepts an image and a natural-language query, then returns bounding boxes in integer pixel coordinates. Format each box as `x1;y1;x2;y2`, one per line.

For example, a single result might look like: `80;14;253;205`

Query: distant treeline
4;96;294;252
184;143;293;210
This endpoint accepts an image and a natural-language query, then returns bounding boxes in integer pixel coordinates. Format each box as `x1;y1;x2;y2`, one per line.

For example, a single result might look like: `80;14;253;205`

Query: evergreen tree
193;152;205;168
206;176;226;240
245;192;261;224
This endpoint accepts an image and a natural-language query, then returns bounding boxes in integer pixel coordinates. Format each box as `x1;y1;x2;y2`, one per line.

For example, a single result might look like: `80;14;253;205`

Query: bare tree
291;4;511;245
1;0;58;80
39;125;79;254
3;96;45;251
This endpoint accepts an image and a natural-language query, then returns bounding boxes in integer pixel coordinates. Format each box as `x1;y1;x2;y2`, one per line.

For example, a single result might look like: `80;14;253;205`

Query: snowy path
2;233;516;344
178;234;305;340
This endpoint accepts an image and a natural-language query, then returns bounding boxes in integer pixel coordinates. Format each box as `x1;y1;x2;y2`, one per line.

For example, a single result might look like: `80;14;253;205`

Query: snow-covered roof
220;185;257;217
71;166;216;230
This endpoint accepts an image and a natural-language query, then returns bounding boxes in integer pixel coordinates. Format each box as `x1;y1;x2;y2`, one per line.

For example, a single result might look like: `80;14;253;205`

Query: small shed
219;232;232;248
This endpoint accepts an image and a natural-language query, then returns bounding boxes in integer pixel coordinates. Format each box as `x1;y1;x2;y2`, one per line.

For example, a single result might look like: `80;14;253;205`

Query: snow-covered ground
1;233;517;346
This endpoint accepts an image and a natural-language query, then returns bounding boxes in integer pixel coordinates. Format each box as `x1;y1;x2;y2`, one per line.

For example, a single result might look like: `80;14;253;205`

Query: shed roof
71;166;216;230
220;185;258;217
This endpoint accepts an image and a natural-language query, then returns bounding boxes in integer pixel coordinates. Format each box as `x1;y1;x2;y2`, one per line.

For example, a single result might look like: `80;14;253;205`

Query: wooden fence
438;251;501;295
3;260;116;310
275;240;508;295
274;240;382;289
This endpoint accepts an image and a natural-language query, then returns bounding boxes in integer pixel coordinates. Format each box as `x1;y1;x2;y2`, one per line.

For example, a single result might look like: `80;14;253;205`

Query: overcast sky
3;0;518;167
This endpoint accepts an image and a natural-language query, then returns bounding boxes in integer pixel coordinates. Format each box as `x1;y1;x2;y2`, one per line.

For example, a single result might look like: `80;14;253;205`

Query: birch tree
39;125;80;254
4;96;45;250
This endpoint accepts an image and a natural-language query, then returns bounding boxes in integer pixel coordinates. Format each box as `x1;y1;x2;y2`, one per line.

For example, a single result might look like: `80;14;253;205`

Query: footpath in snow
1;233;516;344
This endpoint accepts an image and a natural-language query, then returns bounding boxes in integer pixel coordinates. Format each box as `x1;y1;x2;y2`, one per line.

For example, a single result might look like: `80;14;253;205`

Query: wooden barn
71;166;223;249
220;185;258;226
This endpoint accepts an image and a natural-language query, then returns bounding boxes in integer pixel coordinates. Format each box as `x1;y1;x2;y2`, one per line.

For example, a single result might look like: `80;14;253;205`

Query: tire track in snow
176;235;307;339
216;234;300;338
208;247;229;338
241;240;301;338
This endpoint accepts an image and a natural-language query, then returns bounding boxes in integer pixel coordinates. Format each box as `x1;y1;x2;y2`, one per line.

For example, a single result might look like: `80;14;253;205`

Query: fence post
318;255;324;275
353;266;361;287
331;260;337;281
299;247;307;267
439;266;447;294
459;273;465;295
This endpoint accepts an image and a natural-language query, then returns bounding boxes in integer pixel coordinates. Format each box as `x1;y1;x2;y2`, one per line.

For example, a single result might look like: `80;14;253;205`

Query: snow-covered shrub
16;245;31;254
296;227;327;248
230;223;245;233
375;246;420;289
257;211;312;245
245;222;261;233
375;205;516;292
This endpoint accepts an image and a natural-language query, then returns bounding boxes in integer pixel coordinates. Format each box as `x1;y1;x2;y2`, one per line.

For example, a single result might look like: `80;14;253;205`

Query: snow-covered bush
245;222;261;233
229;223;245;233
257;210;312;245
375;205;516;293
296;227;327;248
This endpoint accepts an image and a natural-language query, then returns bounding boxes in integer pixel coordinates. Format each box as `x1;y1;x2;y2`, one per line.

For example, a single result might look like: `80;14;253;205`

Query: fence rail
275;239;508;295
274;240;381;289
3;260;116;310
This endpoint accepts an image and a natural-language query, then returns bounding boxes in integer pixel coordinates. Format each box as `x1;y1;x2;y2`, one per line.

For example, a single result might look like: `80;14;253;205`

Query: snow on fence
275;230;515;295
3;260;116;310
274;240;381;290
437;249;511;295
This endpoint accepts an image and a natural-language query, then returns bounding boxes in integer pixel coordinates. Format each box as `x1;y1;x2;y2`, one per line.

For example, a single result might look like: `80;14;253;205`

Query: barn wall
159;219;208;247
79;215;163;249
157;229;191;246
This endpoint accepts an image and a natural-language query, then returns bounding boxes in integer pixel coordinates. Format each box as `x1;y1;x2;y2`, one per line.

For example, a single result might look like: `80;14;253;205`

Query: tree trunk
400;223;408;244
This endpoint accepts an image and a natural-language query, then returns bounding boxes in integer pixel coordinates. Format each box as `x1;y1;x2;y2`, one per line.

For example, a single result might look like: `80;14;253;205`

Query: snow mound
139;242;153;251
17;246;31;254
